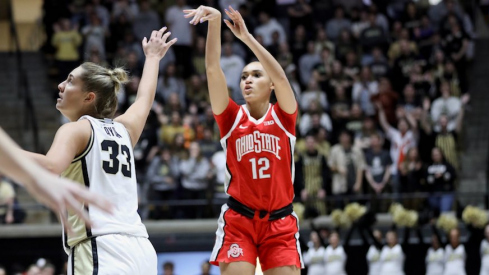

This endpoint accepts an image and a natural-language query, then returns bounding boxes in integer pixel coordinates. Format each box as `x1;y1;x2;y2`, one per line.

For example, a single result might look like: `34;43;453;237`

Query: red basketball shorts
209;204;304;271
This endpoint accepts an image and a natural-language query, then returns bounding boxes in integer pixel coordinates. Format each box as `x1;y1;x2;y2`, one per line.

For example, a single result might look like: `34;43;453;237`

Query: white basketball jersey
61;115;148;250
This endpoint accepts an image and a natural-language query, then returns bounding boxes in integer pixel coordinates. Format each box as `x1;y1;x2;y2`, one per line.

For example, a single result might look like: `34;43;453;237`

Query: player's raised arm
224;6;297;114
115;27;177;147
184;6;229;115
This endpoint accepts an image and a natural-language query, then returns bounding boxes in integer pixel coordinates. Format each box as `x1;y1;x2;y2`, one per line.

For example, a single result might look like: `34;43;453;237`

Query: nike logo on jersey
236;131;281;161
239;125;248;129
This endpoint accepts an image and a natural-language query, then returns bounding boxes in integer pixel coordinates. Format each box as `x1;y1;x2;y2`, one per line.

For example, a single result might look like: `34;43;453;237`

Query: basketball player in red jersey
184;5;303;275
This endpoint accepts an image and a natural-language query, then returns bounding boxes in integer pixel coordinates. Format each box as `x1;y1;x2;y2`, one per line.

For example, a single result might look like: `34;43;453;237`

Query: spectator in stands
376;101;418;195
351;8;370;39
401;2;423;36
299;103;333;137
299;79;329;112
425;147;456;213
303;231;326;275
354;116;381;151
422;94;469;170
111;0;138;22
430;81;462;131
223;29;246;60
290;25;309;65
365;133;393;213
296;134;330;217
163;261;175;275
132;0;160;42
326;6;351;41
368;47;390;79
145;147;179;219
441;18;470;84
160;111;185;146
352;66;379;116
187;74;210;108
178;142;211;218
165;0;194;77
107;13;132;55
415;15;436;59
0;174;15;224
254;11;287;46
335;29;358;61
344;51;361;80
439;60;465;97
398;84;422;114
287;0;313;34
51;18;82;84
81;13;107;61
220;43;245;103
156;63;186;107
299;41;321;86
360;12;389;54
399;147;425;210
328;130;365;206
314;28;335;57
371;78;398;125
198;128;220;160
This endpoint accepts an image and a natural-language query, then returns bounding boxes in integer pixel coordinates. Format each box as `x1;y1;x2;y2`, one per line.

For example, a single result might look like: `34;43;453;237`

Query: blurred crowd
21;0;476;221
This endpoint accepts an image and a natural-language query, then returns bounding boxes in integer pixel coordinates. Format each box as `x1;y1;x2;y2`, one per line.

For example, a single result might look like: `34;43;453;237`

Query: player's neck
245;101;269;120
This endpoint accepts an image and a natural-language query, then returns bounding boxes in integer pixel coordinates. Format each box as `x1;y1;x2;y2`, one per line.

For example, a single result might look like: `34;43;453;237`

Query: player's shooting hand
223;6;251;42
183;6;221;24
142;27;177;60
24;170;113;233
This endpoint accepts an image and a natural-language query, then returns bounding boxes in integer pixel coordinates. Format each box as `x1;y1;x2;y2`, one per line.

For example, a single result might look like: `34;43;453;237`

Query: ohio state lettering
236;131;281;161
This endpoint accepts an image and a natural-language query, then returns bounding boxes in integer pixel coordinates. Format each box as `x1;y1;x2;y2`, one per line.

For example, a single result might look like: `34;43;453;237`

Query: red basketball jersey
214;100;297;212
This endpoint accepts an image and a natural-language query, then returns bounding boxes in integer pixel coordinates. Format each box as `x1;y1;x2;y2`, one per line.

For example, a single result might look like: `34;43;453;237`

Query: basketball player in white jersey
22;27;176;274
480;225;489;275
0;127;113;229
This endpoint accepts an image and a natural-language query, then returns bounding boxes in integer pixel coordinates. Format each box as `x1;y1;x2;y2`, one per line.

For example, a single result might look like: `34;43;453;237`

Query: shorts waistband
226;197;293;221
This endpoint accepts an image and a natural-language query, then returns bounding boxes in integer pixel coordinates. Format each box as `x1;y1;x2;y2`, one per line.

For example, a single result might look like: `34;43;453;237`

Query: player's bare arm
184;6;230;115
0;127;113;230
115;27;177;147
23;120;91;175
223;6;297;114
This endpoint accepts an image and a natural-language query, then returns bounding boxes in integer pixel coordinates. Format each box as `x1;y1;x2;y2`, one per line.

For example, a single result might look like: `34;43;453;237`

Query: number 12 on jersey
249;157;270;179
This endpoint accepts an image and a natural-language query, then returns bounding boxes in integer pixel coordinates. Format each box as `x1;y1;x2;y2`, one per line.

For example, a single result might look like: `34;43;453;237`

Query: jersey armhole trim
220;108;244;143
72;123;95;163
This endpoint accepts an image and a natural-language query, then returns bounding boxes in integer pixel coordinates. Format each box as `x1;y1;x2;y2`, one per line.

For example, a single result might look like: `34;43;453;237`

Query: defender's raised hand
183;6;221;25
223;6;251;42
142;27;177;59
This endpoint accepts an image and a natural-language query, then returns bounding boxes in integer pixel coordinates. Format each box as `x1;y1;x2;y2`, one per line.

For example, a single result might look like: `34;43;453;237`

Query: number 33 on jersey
214;100;297;212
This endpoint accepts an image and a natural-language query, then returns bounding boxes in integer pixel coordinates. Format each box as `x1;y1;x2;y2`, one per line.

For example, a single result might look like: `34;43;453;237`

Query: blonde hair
80;62;129;118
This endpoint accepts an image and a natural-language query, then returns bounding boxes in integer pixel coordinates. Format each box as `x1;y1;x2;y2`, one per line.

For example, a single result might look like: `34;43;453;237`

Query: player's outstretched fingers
72;186;113;215
183;9;196;18
150;30;158;42
161;31;172;43
157;26;167;39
